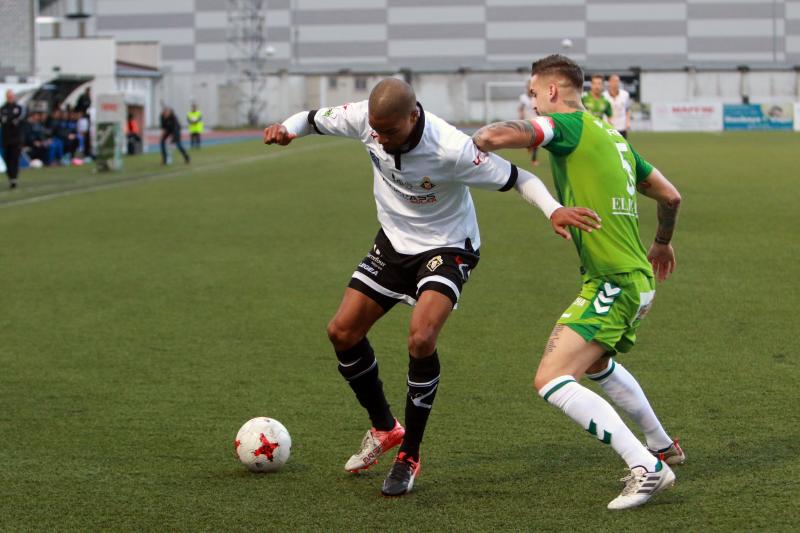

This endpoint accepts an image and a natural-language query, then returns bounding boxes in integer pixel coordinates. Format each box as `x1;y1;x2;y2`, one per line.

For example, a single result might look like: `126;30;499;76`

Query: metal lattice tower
227;0;273;127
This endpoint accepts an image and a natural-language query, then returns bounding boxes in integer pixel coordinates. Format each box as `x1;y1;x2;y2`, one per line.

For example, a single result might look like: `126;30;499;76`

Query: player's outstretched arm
637;168;682;281
472;120;537;152
263;123;296;145
263;111;310;145
515;168;602;240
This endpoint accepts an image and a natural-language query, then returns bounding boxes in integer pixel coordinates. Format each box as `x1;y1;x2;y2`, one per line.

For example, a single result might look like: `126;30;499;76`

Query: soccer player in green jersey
473;55;684;510
582;74;613;123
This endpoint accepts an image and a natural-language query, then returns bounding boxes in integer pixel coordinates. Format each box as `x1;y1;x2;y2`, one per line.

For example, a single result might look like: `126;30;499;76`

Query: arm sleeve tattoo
654;200;680;245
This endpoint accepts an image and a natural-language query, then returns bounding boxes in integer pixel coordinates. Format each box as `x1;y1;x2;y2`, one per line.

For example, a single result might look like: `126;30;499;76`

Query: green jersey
538;111;654;279
582;93;612;120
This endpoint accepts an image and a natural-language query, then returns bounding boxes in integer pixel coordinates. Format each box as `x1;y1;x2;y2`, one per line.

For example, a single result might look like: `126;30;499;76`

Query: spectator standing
1;90;25;189
77;113;90;156
75;87;93;156
126;113;142;155
160;107;190;165
603;74;632;139
75;87;91;115
187;103;204;149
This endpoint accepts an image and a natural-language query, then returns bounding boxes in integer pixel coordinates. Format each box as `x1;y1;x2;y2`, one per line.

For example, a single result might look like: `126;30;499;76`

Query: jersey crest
426;255;444;272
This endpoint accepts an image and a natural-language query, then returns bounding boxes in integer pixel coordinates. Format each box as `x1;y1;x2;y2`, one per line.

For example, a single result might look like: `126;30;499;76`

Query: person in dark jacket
1;90;26;188
160;107;190;165
75;87;91;115
75;88;92;156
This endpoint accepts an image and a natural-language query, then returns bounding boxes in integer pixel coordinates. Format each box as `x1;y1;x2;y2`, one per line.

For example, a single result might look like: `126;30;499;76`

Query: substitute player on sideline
263;78;600;497
473;55;684;510
604;74;631;139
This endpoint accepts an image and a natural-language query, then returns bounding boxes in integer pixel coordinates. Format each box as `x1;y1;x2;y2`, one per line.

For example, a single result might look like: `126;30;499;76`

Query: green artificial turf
1;132;797;531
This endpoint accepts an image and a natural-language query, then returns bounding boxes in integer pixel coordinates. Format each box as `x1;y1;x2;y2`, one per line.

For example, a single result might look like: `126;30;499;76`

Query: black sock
336;337;395;431
399;351;440;461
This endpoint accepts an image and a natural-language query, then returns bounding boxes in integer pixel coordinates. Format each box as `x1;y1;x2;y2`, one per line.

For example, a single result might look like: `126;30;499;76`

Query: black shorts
348;229;480;311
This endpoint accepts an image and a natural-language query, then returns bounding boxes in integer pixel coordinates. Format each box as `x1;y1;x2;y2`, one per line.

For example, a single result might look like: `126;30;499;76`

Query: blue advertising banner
723;104;794;130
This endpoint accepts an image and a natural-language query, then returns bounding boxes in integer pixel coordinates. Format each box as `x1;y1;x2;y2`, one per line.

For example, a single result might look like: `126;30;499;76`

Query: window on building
355;77;368;91
328;76;337;89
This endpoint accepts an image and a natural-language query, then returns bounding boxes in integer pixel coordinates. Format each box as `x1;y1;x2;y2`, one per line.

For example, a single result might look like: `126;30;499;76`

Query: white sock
587;360;673;452
539;375;657;470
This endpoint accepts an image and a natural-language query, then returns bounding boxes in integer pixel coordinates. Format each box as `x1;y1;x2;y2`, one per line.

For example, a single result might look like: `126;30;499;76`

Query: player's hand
647;242;676;281
549;207;602;240
263;123;296;146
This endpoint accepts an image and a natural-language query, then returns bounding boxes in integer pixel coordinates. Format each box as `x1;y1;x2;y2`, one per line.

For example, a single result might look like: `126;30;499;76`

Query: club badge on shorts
426;255;443;272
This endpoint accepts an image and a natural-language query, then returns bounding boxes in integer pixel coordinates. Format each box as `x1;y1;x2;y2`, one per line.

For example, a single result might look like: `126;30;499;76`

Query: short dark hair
531;54;584;90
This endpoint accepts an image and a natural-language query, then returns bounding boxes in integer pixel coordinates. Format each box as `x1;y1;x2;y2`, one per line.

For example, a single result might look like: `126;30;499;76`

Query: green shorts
557;271;656;355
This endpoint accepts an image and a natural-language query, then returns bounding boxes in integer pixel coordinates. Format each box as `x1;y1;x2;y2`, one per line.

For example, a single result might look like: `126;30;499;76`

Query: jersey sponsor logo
367;253;386;268
358;262;380;277
611;196;638;217
321;107;337;119
426;255;444;272
420;176;435;190
381;175;437;204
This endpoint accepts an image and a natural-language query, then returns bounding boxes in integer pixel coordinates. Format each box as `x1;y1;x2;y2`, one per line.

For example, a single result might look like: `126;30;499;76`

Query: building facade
30;0;800;125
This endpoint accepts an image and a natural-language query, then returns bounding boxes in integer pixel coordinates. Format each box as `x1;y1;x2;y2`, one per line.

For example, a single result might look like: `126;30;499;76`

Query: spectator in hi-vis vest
187;104;204;149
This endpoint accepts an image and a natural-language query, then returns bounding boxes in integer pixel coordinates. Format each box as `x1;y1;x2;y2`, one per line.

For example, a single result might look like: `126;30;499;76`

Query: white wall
150;68;800;128
641;70;800;104
117;42;160;69
37;37;116;95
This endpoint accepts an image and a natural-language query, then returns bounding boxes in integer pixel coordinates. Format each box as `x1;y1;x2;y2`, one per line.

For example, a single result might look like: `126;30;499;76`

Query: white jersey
307;100;518;255
603;89;631;132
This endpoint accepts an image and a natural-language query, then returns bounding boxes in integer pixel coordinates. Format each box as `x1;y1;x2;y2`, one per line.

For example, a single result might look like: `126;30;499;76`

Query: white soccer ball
561;38;573;49
235;417;292;473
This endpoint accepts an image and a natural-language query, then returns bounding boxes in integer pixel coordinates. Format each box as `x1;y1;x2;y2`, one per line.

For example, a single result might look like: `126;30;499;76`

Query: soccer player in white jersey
603;74;632;139
263;78;600;497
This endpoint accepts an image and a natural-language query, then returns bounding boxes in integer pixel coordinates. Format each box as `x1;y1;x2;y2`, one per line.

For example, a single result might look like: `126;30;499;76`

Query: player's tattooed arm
638;168;682;280
472;120;536;152
637;168;681;245
655;201;680;245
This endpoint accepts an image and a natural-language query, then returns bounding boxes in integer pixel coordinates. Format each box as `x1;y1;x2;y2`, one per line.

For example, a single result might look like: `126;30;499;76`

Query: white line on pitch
0;140;348;209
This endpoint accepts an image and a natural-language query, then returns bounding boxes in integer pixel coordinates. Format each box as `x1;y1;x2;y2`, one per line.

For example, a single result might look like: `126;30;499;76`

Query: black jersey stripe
499;163;518;192
307;110;324;135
